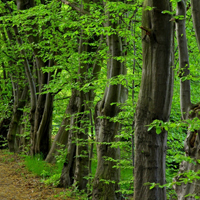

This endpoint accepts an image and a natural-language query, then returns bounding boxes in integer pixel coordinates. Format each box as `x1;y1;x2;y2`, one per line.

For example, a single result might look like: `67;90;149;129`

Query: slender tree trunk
134;1;173;200
45;107;70;164
59;89;79;187
92;2;126;199
34;93;53;158
173;1;200;199
2;25;29;152
0;118;11;149
14;0;56;158
191;0;200;52
7;85;28;152
176;1;191;120
59;47;101;190
58;3;101;186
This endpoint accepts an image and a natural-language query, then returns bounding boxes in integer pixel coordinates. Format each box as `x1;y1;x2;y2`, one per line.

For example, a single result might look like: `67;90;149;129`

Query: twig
61;0;90;15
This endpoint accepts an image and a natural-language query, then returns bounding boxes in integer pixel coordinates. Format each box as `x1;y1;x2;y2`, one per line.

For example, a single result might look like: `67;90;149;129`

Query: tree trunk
191;0;200;52
7;85;28;152
45;90;77;164
0;118;11;149
59;89;79;187
92;2;126;199
34;93;53;158
134;1;173;200
59;48;101;190
14;0;56;158
173;1;200;199
58;3;101;187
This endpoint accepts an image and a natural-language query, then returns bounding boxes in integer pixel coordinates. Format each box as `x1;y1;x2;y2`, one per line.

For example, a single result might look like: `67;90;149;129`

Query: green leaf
156;127;162;134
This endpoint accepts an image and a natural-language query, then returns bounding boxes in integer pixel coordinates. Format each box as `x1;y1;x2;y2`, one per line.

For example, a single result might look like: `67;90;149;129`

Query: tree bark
134;1;173;200
45;90;77;164
92;2;126;199
59;42;101;190
7;85;28;152
176;0;191;120
0;118;11;149
13;0;56;158
173;1;200;199
2;24;29;152
191;0;200;52
59;89;79;188
57;0;101;187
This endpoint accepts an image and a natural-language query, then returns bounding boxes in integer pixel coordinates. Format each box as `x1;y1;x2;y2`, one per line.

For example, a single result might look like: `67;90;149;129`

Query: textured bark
7;107;23;152
59;89;79;187
191;0;200;52
14;0;56;158
92;114;121;200
92;2;126;199
173;1;200;199
176;0;191;120
34;93;53;158
59;51;101;190
134;1;173;200
174;108;200;200
45;90;77;164
7;85;28;152
58;4;101;187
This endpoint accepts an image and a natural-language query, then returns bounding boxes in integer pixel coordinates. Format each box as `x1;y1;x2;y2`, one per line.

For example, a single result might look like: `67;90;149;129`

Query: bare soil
0;150;73;200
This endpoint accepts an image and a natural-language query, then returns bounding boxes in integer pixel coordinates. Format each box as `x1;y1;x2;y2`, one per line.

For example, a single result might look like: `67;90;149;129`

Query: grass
23;154;63;187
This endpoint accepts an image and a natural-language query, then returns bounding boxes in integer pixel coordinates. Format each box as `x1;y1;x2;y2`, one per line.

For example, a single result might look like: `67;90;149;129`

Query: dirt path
0;150;71;200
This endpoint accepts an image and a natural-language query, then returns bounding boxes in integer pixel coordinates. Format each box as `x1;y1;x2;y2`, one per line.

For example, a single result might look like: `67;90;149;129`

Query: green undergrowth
23;153;133;198
1;149;133;199
22;153;63;187
23;154;88;199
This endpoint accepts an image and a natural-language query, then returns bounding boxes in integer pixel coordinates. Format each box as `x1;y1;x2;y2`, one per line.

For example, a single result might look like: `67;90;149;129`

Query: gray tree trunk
173;1;200;199
191;0;200;52
134;1;173;200
45;89;78;164
45;109;70;164
59;36;101;189
3;24;29;152
14;0;56;158
59;89;79;188
7;85;28;152
92;2;127;199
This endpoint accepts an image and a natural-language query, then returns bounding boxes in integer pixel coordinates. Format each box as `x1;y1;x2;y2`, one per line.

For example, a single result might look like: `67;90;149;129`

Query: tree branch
60;0;90;15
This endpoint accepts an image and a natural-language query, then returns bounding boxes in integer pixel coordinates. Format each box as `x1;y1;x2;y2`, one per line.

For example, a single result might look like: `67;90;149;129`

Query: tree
91;1;127;199
1;0;62;158
134;1;174;200
58;0;102;190
0;34;12;149
173;1;200;199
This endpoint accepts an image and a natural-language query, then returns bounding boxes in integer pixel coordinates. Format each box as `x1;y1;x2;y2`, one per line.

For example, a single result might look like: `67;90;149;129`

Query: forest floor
0;150;74;200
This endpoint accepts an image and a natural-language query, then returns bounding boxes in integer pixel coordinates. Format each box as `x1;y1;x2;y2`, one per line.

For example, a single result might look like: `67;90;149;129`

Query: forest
0;0;200;199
